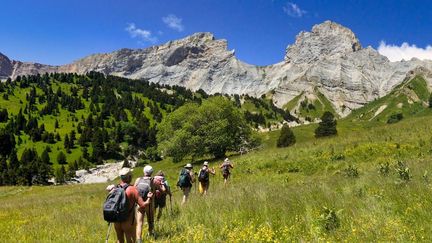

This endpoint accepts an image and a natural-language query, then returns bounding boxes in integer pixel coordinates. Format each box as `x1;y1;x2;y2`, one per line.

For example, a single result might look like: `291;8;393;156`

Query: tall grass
2;116;432;241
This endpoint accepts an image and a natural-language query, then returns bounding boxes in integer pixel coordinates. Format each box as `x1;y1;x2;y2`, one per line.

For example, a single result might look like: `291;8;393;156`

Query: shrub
387;113;403;124
277;124;296;147
395;161;411;182
343;165;359;178
317;206;341;232
378;162;390;176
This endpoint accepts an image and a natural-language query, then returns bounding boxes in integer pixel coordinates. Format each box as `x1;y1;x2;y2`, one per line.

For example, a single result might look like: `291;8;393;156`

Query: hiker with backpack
220;158;234;185
198;161;215;196
153;170;172;220
177;163;195;205
103;167;153;243
133;165;159;241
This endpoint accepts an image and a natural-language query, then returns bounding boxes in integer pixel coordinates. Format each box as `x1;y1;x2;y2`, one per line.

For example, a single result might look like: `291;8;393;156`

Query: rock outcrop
1;21;432;117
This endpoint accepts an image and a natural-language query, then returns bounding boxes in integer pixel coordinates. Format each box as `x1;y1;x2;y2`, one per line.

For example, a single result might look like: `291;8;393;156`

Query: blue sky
1;0;431;65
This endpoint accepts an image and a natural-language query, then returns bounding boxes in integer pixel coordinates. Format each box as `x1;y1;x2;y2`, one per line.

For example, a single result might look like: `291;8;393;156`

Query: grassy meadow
2;114;432;242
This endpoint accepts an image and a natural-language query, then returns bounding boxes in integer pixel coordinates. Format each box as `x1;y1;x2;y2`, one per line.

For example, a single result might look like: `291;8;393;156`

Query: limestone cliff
2;21;432;117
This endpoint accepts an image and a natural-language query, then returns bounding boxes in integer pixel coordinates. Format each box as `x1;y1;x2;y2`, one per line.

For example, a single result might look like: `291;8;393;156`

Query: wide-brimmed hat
203;161;209;166
119;167;133;176
224;158;230;162
185;163;193;168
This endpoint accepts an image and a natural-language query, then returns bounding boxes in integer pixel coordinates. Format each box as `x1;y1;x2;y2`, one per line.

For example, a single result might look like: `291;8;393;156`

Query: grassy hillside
284;88;338;122
2;114;432;241
347;76;432;123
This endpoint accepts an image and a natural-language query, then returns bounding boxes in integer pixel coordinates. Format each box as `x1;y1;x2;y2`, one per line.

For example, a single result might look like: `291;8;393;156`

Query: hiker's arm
133;178;140;187
190;172;196;183
159;183;166;193
136;192;153;210
210;168;216;175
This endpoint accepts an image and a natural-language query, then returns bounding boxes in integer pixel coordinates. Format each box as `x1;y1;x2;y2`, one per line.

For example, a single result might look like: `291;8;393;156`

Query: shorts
155;196;167;208
181;187;191;196
199;181;209;194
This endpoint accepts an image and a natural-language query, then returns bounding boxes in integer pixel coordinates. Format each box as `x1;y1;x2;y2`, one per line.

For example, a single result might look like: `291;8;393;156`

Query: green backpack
177;169;192;188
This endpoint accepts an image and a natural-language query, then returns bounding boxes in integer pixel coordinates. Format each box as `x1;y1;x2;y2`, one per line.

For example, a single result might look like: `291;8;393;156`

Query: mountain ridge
1;20;432;117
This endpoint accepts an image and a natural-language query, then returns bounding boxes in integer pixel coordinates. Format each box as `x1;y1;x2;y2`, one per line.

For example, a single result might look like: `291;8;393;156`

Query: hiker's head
155;170;165;177
119;167;133;183
185;163;193;170
203;161;209;167
143;165;154;176
224;158;230;163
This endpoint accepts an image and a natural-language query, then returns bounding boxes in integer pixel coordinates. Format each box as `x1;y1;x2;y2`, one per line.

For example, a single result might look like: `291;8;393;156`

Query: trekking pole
105;222;112;243
169;195;173;216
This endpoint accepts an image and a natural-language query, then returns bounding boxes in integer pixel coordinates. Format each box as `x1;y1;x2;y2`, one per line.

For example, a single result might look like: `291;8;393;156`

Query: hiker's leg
114;223;125;243
135;208;144;240
157;207;162;220
146;203;155;235
204;182;209;196
181;188;187;205
182;187;191;205
124;218;136;243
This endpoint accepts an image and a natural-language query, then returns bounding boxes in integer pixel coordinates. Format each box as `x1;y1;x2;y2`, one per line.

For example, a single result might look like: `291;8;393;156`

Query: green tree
41;147;51;165
429;93;432;108
158;97;253;162
277;124;296;147
64;134;71;153
0;129;15;158
57;151;67;165
55;165;66;184
91;129;105;164
315;112;337;138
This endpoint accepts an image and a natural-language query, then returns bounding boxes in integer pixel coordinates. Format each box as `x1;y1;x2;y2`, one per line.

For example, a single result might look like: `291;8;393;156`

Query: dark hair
120;174;132;183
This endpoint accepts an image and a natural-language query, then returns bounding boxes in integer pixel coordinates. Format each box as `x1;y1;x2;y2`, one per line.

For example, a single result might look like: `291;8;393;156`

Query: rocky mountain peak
285;20;362;64
0;52;13;78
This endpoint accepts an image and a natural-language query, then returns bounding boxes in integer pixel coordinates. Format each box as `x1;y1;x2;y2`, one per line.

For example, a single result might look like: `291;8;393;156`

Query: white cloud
162;14;184;32
125;23;157;43
378;41;432;62
283;2;307;17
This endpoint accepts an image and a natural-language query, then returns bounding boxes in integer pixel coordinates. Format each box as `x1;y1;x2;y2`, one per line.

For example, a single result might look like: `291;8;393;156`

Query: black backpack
136;177;152;199
198;169;209;182
103;184;130;222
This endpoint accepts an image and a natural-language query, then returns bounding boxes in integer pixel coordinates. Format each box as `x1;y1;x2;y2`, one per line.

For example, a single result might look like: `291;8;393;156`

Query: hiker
104;167;153;243
153;170;172;220
198;161;215;196
177;163;195;205
220;158;234;185
134;165;157;241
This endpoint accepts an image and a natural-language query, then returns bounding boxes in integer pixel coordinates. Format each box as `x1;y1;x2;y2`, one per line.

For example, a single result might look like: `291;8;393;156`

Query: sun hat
185;163;193;168
143;165;154;176
203;161;209;166
119;167;132;177
224;158;230;162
